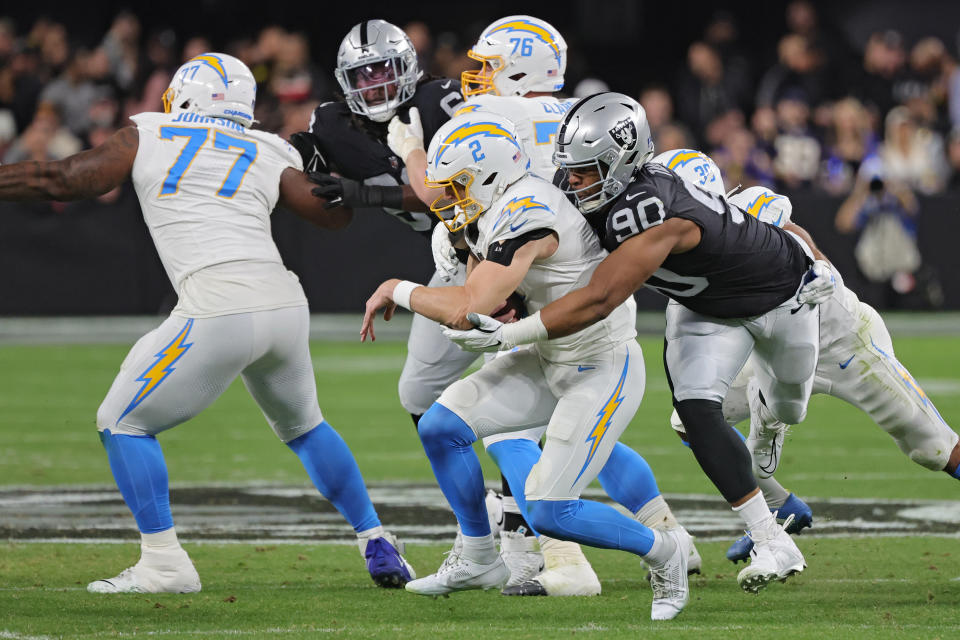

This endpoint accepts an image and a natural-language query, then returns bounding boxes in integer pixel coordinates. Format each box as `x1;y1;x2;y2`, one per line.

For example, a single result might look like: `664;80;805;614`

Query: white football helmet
462;15;567;98
553;92;654;213
651;149;725;197
728;186;793;227
425;112;528;232
162;53;256;128
335;20;421;122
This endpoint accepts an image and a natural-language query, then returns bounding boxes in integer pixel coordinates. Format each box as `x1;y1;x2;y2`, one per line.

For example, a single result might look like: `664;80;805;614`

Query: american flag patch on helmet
211;93;224;101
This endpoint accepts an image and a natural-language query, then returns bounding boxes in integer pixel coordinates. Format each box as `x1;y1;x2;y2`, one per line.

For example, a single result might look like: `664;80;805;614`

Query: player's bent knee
909;444;951;471
416;403;477;453
525;499;575;539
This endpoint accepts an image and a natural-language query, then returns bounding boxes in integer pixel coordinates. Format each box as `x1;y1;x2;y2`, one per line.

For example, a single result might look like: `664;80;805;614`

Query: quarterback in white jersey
362;113;693;620
0;53;415;593
660;150;960;561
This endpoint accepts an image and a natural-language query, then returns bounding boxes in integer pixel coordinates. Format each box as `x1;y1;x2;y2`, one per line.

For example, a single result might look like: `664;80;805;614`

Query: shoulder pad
247;129;303;170
488;192;556;243
308;101;349;135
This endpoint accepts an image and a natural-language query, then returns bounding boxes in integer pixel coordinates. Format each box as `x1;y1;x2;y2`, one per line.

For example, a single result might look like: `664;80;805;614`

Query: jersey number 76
158;126;258;198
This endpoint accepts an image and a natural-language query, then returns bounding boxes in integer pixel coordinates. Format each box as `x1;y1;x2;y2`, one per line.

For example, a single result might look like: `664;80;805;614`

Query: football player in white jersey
0;53;415;593
389;16;700;597
659;150;960;561
362;112;693;620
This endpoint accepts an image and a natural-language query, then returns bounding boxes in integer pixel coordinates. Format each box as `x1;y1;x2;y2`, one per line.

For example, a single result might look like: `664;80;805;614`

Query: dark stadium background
2;0;959;314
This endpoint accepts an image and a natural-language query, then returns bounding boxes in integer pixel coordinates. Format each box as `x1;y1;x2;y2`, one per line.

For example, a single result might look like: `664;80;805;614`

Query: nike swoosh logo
839;356;854;369
509;219;529;232
577;365;596;372
441;80;452;89
625;192;642;201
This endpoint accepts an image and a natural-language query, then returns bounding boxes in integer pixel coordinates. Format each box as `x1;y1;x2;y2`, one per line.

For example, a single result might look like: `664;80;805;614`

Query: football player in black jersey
288;20;475;428
444;92;838;595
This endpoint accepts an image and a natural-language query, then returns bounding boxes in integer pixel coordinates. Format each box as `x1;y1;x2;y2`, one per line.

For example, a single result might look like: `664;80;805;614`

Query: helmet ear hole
482;171;499;186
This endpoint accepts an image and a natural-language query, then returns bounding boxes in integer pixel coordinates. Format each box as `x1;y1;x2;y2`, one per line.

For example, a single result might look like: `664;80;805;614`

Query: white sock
460;533;498;564
356;525;386;555
733;491;776;533
141;527;181;553
757;477;790;509
634;495;680;529
502;496;520;513
641;529;677;567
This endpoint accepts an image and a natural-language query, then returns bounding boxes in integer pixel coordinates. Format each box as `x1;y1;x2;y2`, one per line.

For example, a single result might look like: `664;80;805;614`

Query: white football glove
442;313;507;353
387;107;424;164
431;221;460;282
796;259;836;305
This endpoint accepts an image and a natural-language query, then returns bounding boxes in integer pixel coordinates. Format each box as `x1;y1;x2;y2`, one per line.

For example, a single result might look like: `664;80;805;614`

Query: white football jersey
456;94;576;179
130;112;307;317
465;174;636;362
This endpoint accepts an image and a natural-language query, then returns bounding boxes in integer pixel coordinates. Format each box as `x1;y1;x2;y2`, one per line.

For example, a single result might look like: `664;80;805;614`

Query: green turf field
1;332;959;638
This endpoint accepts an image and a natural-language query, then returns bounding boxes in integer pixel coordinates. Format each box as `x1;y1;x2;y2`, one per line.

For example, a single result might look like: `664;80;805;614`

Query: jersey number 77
158;126;258;198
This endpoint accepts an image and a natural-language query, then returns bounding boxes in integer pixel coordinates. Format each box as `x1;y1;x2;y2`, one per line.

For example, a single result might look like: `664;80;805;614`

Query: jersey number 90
610;195;665;243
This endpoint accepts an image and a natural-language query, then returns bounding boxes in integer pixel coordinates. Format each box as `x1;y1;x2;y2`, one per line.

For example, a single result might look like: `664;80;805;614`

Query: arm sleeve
485;228;554;266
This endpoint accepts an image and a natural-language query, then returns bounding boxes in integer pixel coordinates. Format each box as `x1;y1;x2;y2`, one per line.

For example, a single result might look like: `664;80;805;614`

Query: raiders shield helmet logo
608;118;637;150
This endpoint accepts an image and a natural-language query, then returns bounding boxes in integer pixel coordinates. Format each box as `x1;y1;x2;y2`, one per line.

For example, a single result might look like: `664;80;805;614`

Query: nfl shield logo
608;118;637;150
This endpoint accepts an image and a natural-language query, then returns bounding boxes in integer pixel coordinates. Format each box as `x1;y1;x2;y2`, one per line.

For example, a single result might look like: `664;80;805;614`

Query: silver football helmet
553;92;654;212
335;20;422;122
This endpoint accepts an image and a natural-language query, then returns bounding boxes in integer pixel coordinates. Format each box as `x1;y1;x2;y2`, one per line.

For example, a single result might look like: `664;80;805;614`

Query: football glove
308;172;403;210
442;313;507;353
387;107;424;164
796;259;836;305
432;222;461;281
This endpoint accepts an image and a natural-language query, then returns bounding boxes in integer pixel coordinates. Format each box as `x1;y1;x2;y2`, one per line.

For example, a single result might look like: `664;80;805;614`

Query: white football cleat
87;547;201;594
501;537;601;596
643;525;702;580
499;531;543;588
648;528;691;621
737;514;806;593
485;490;505;536
405;547;508;596
746;378;790;478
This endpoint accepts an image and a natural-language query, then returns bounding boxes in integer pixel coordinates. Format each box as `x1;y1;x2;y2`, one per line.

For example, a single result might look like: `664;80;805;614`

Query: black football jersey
304;78;464;235
591;163;810;318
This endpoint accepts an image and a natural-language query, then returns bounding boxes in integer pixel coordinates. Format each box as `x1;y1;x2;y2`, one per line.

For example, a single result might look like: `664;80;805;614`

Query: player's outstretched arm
0;126;138;202
538;222;684;338
784;222;829;263
278;168;353;229
361;235;555;341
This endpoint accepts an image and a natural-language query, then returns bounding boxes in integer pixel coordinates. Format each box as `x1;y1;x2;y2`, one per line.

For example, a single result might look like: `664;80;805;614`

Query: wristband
500;311;549;347
393;280;422;311
361;184;405;210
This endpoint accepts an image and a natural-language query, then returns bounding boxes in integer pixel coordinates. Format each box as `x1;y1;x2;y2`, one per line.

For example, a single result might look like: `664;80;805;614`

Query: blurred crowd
3;3;960;201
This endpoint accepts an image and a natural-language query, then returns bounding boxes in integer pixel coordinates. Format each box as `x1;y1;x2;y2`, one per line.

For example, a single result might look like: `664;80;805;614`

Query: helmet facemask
425;169;487;232
555;149;624;213
461;50;505;97
337;52;417;122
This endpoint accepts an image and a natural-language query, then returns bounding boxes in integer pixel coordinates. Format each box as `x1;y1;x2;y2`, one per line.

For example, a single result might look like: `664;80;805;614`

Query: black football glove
307;172;404;210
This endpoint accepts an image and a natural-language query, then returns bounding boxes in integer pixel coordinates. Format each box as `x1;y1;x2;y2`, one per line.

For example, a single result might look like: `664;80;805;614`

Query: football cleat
502;537;600;596
736;514;806;594
746;379;790;479
87;548;201;594
726;494;814;564
405;548;508;596
485;490;505;536
363;532;416;588
499;531;544;588
644;525;702;579
648;528;692;620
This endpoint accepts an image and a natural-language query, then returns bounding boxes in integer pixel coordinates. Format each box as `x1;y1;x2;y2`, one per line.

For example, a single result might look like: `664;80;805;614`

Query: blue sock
99;429;173;533
418;404;489;537
951;465;960;480
486;438;542;534
287;422;380;533
527;498;656;556
597;442;660;514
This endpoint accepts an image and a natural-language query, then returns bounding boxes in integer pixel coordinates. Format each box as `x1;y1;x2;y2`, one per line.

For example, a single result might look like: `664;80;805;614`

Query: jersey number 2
158;126;258;198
